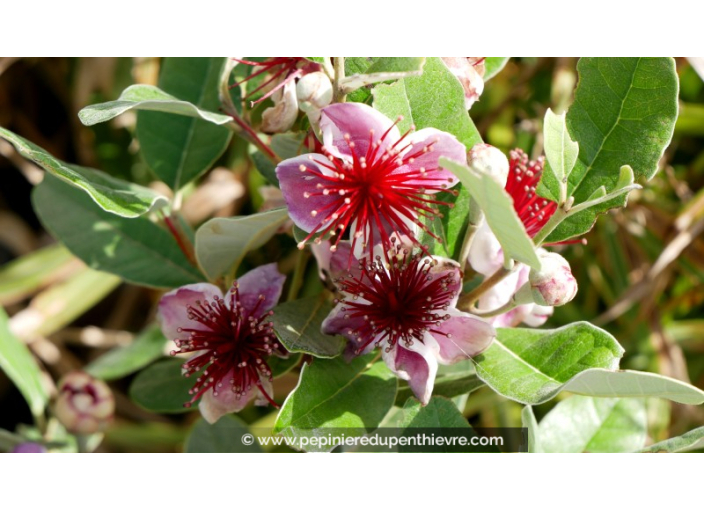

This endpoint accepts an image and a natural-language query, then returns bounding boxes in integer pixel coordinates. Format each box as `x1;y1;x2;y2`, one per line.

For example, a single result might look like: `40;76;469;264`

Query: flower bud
11;442;46;453
468;143;509;187
261;80;299;133
55;371;114;435
527;252;578;307
296;72;333;113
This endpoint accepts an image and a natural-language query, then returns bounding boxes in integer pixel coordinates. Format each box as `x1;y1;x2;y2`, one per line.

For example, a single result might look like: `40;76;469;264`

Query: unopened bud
261;80;298;133
468;143;510;187
55;372;114;435
296;72;333;113
526;252;578;307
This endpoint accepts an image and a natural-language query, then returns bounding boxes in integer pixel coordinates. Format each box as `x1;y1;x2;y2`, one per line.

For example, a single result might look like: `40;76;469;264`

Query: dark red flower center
170;283;281;408
298;120;457;258
505;148;558;238
335;245;458;354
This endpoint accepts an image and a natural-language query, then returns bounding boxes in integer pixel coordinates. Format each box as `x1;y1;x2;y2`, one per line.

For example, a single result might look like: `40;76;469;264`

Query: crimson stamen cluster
170;283;281;408
335;243;459;354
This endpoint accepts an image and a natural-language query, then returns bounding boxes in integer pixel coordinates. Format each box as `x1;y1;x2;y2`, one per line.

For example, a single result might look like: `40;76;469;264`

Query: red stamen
297;126;455;259
230;57;316;105
335;243;458;354
170;283;283;408
505;149;558;238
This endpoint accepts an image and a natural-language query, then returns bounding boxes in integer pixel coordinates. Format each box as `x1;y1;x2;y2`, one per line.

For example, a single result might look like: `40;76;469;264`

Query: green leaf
86;325;167;381
340;57;426;94
0;126;167;218
0;244;74;306
274;354;397;452
268;353;302;379
195;208;289;281
0;307;48;420
372;57;481;149
400;397;499;452
129;358;195;414
521;406;540;453
366;57;426;75
475;322;704;405
401;396;472;428
271;295;345;358
474;322;624;405
136;58;232;190
638;426;704;453
537;396;646;453
440;157;541;269
79;85;233;127
484;57;510;81
552;369;704;404
33;175;203;288
541;108;579;202
547;57;678;242
184;415;262;453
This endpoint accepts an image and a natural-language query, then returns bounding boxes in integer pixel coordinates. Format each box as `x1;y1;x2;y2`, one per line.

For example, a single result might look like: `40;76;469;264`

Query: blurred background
1;57;703;452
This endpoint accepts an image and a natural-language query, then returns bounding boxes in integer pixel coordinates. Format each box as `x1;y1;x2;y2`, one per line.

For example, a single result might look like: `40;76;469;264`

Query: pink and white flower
276;102;466;260
322;241;495;405
158;264;287;424
233;57;326;133
468;148;561;327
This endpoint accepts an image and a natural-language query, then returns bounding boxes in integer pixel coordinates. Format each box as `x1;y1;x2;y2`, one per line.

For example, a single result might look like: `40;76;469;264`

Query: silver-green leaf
79;84;232;127
195;208;289;281
537;396;647;453
0;307;48;420
0;127;167;218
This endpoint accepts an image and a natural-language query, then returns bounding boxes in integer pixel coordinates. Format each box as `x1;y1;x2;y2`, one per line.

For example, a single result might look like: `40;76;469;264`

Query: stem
322;57;335;79
457;265;516;311
218;59;280;164
333;57;346;103
459;199;483;274
532;206;568;246
286;249;310;302
163;213;197;267
470;300;517;318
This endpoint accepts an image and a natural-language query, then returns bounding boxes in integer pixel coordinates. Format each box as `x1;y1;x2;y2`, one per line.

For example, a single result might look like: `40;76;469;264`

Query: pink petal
478;269;521;313
468;221;503;276
198;369;257;424
320;102;399;161
158;283;224;340
433;309;495;364
228;263;285;315
311;240;359;282
384;339;438;406
427;256;463;307
276;153;338;233
321;302;368;342
523;304;553;327
396;128;464;192
261;80;299;134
